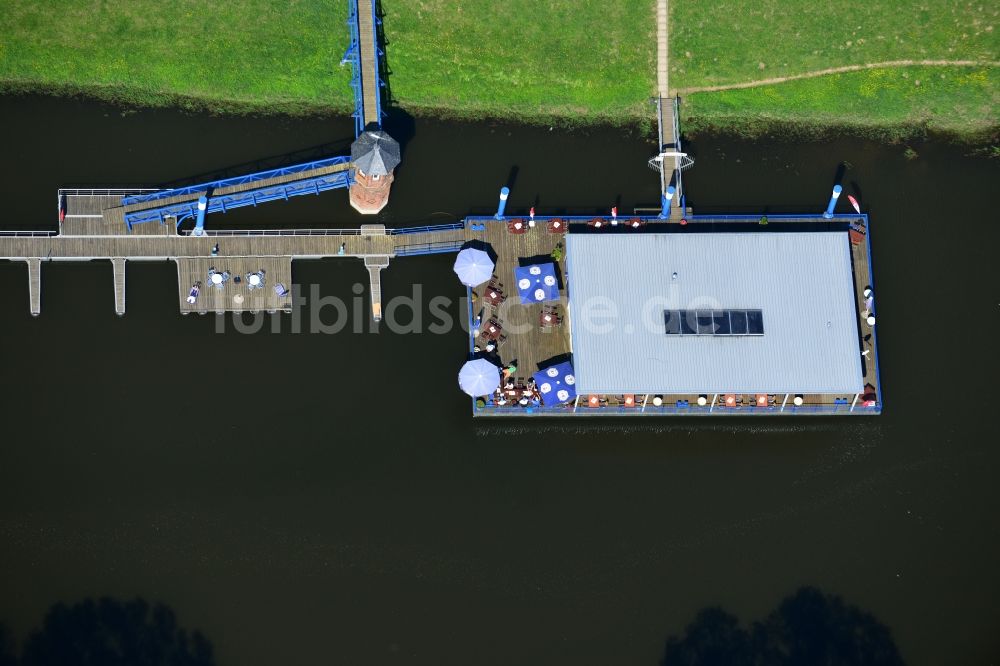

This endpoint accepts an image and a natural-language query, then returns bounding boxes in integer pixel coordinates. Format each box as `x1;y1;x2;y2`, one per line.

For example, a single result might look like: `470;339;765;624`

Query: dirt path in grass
675;59;1000;95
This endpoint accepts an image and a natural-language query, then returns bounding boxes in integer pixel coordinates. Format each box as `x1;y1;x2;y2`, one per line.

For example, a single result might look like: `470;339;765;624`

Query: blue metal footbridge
118;0;386;231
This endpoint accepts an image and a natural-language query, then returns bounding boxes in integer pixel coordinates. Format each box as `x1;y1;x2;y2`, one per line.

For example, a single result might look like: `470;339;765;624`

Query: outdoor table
484;289;504;306
724;394;737;407
481;319;503;341
507;219;527;234
547;219;566;234
588;395;600;408
756;394;769;407
248;274;261;287
623;394;636;407
210;273;223;285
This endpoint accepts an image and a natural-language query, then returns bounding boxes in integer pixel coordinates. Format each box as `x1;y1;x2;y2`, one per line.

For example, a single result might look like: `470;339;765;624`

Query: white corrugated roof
566;231;863;394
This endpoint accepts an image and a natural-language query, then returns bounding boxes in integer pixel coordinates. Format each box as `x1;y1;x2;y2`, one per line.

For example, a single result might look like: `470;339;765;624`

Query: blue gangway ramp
121;0;389;229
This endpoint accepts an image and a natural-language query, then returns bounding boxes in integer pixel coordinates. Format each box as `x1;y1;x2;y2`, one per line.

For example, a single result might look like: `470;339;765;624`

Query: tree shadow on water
17;598;213;666
663;587;904;666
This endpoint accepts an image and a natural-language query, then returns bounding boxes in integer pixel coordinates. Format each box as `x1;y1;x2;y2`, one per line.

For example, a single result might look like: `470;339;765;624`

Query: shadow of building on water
15;598;213;666
662;587;904;666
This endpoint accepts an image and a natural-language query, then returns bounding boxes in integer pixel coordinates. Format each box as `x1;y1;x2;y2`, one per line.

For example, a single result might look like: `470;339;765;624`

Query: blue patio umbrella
458;358;501;397
514;263;560;304
453;248;495;287
532;361;577;405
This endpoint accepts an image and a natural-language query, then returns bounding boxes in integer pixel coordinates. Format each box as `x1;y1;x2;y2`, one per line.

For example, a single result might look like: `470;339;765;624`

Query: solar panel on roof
696;310;715;335
729;310;748;335
664;310;681;334
663;308;764;336
679;310;697;335
712;310;731;335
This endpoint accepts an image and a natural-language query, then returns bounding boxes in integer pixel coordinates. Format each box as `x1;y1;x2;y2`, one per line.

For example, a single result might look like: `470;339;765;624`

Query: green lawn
671;0;999;137
0;0;996;136
671;0;997;87
0;0;654;122
0;0;354;114
384;0;653;121
684;66;1000;138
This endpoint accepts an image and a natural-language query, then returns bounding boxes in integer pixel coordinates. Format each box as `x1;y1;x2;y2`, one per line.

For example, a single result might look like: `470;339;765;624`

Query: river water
0;95;997;665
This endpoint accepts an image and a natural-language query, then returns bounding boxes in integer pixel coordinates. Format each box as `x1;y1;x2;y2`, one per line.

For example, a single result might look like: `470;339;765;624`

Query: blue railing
394;241;464;256
388;222;465;235
688;213;861;221
368;0;384;129
474;402;881;416
863;213;884;411
121;156;352;206
124;171;353;228
343;0;384;135
463;214;862;224
343;0;365;137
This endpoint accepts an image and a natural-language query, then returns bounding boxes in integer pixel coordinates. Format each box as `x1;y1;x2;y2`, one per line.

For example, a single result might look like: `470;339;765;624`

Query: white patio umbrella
452;248;494;287
458;358;501;397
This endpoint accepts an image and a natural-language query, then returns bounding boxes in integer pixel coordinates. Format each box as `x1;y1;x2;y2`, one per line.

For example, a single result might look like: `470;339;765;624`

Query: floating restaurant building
461;211;881;416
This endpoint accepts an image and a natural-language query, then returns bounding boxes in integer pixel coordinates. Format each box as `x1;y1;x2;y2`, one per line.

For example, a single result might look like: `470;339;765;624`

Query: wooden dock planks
357;0;381;128
26;258;41;316
177;256;294;314
1;219;472;317
463;221;572;378
657;0;669;97
363;255;390;321
112;258;126;315
849;223;879;402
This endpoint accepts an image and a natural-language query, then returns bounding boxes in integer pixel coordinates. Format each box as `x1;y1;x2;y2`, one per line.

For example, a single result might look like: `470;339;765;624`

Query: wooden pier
4;192;466;318
357;0;381;129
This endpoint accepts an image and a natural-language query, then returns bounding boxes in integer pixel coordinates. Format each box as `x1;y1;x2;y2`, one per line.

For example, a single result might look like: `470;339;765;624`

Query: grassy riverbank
0;0;996;138
672;0;999;139
0;0;653;124
683;66;1000;141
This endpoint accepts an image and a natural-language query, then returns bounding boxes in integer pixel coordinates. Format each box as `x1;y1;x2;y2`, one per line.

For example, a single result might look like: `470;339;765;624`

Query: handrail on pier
121;156;353;206
125;170;354;228
388;223;466;235
181;228;364;237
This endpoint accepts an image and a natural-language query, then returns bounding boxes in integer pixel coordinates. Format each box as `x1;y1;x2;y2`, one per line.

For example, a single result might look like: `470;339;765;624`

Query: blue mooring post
495;187;510;220
659;185;676;219
193;195;208;236
823;185;842;219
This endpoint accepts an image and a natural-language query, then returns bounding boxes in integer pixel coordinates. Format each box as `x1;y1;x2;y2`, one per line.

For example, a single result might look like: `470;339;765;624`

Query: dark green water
0;95;998;665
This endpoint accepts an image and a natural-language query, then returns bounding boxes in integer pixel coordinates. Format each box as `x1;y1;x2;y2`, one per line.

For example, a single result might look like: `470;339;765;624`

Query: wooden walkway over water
62;161;355;231
357;0;381;129
4;192;466;318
